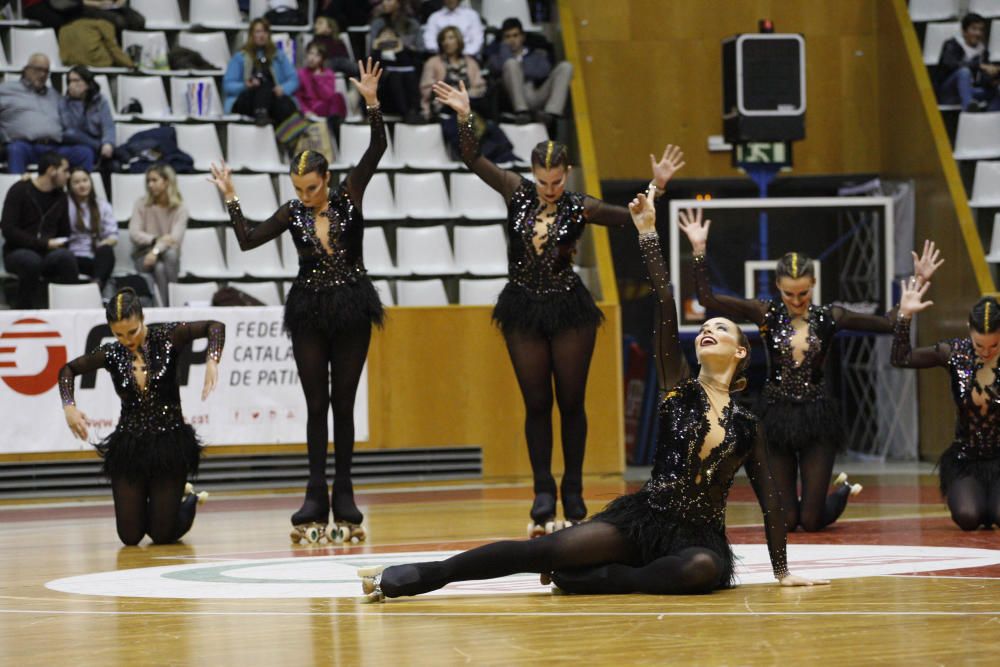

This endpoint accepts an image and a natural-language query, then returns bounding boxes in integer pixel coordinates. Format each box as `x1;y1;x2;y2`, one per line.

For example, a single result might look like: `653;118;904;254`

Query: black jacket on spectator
938;37;992;86
1;179;70;256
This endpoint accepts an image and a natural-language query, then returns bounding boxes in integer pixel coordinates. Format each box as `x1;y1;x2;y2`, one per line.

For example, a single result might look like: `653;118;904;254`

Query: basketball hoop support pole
744;163;782;298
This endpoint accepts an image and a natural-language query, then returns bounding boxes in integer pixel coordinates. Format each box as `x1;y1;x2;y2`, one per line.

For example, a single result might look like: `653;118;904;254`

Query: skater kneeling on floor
59;287;225;546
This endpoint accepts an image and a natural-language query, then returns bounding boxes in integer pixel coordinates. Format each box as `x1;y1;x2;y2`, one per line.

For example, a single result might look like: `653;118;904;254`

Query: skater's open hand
349;57;382;107
202;359;218;401
651;144;686;191
208;161;235;200
779;573;830;587
677;207;710;255
64;405;89;441
899;276;934;318
912;239;945;288
432;80;471;119
628;192;656;235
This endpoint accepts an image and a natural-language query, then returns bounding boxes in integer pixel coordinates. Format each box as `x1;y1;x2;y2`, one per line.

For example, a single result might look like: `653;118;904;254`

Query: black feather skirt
492;281;604;339
589;488;735;589
758;389;844;455
283;278;384;338
938;443;1000;496
94;424;202;482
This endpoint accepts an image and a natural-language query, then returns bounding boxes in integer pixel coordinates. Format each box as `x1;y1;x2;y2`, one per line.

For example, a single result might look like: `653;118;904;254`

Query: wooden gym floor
1;468;999;666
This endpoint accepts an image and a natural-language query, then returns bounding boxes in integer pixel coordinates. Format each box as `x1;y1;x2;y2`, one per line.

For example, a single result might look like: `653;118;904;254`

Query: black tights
947;476;1000;530
763;445;852;532
291;323;371;486
111;474;198;546
379;521;724;597
504;325;597;500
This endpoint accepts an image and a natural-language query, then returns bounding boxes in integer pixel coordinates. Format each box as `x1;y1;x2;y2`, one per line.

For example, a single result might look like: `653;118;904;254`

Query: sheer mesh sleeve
171;321;226;363
639;231;689;391
345;104;388;206
582;196;631;228
890;316;950;369
458;113;522;202
831;305;895;334
743;426;790;580
59;347;108;407
692;253;767;325
227;199;290;251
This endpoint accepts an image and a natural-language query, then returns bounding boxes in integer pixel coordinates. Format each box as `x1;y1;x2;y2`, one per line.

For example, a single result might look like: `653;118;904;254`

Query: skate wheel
351;526;367;543
527;521;536;538
290;530;302;544
305;526;322;543
850;483;863;496
544;520;556;534
333;524;351;543
196;491;209;505
184;482;194;496
833;472;848;486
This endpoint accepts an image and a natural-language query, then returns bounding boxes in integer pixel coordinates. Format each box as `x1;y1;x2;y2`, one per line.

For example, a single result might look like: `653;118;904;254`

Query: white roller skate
290;480;330;545
357;565;385;603
834;472;863;496
527;491;563;538
183;482;209;505
332;480;367;544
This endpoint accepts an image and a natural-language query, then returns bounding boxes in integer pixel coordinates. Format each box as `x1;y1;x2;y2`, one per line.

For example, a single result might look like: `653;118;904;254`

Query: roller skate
331;478;366;543
560;478;587;528
526;483;560;538
357;565;385;603
290;479;330;545
833;472;863;496
183;482;209;505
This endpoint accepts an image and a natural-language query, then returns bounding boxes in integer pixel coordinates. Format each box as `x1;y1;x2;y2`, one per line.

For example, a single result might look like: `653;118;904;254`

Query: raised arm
210;161;290;250
345;58;387;206
433;81;521;201
679;208;768;325
891;277;949;368
631;193;689;391
59;347;108;441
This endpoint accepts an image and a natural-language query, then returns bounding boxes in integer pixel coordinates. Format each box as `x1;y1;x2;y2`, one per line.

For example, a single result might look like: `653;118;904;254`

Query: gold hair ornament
297;150;310;175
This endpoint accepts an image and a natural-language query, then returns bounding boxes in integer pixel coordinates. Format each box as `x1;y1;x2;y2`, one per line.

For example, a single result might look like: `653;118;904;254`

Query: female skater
59;288;224;546
433;79;685;534
208;58;386;544
678;211;943;531
357;192;827;601
892;282;1000;530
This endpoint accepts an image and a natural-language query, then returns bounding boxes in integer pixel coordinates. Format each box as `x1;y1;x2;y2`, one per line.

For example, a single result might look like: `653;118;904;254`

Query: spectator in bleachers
420;26;485;120
312;16;360;78
0;152;77;309
224;18;301;128
316;0;378;29
66;168;116;293
59;66;116;179
78;0;145;34
129;164;187;307
370;0;423;52
296;41;348;123
58;17;135;69
372;23;424;123
489;18;573;125
22;0;76;30
265;0;307;25
423;0;483;57
938;12;1000;112
0;54;94;174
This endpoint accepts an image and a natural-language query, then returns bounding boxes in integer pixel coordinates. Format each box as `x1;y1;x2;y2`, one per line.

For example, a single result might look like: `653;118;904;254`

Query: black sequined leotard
891;317;1000;494
457;114;631;337
591;233;789;586
692;254;894;454
59;321;225;481
226;105;387;338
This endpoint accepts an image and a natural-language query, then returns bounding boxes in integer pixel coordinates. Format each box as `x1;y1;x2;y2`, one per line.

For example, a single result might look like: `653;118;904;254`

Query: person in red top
295;41;347;122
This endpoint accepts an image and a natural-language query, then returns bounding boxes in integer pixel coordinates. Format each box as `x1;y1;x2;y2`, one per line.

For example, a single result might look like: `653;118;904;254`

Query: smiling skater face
695;317;748;372
776;275;815;317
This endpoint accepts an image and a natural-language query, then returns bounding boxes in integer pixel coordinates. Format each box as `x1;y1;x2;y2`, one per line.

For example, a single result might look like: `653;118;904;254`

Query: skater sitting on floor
358;191;827;601
59;288;224;546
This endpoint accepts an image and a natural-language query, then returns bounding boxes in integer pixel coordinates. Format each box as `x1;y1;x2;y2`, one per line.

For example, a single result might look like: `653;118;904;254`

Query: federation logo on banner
0;317;67;396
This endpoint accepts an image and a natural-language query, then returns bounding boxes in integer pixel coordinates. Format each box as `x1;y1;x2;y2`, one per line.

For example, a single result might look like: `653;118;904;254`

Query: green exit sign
733;142;792;167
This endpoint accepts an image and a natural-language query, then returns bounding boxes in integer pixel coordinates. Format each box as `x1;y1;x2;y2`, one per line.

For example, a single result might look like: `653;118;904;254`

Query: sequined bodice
286;187;366;290
506;181;587;295
942;337;1000;455
644;379;759;529
760;301;837;402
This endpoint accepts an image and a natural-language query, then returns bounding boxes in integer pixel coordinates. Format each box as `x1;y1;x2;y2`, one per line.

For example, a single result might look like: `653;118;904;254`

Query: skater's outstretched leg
378;521;638;598
551;547;724;595
551;324;597;523
799;444;848;531
111;476;148;546
946;475;989;530
146;473;187;544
